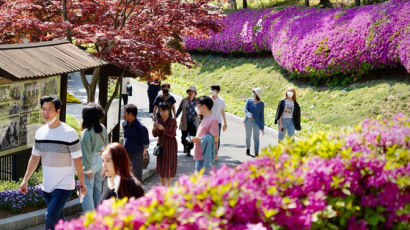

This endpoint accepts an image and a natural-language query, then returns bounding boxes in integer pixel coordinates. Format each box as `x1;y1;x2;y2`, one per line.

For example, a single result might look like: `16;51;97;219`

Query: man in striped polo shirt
19;96;87;230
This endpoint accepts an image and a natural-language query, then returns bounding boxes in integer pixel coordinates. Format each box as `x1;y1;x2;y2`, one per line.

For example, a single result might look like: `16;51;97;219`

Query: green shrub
66;114;81;137
0;169;43;191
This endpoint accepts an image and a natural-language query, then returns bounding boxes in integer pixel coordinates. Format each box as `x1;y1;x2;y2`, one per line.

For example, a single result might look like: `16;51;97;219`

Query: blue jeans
245;119;260;154
82;154;103;212
195;160;204;172
217;123;221;150
195;160;212;174
42;189;73;230
278;118;295;142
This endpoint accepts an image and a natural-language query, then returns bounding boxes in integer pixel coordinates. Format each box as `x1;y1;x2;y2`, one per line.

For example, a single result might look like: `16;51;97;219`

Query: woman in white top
274;87;301;142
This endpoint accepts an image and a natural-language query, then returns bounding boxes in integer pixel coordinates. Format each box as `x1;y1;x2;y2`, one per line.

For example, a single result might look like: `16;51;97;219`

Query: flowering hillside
185;0;410;78
56;114;410;230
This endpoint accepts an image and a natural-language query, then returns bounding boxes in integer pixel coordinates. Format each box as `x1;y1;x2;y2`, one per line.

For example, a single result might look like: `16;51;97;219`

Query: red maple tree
0;0;224;104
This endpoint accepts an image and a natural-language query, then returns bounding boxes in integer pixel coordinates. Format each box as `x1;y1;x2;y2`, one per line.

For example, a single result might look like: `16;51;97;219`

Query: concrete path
131;80;279;189
26;76;279;229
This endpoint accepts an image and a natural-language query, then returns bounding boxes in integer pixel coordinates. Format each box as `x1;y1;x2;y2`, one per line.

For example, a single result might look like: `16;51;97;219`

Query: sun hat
253;88;263;98
186;86;197;94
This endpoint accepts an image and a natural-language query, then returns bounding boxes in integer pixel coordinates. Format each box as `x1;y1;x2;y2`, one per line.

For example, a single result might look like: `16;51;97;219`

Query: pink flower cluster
56;114;410;230
185;0;410;77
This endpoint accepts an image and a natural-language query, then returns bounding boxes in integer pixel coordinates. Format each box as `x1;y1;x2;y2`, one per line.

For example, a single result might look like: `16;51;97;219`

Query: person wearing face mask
152;104;178;186
244;88;265;157
191;96;219;173
100;143;144;202
153;83;177;120
274;87;301;142
19;96;86;230
210;85;227;160
176;86;199;157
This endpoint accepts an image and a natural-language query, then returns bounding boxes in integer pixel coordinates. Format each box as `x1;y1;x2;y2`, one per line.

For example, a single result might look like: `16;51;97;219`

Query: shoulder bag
153;143;162;157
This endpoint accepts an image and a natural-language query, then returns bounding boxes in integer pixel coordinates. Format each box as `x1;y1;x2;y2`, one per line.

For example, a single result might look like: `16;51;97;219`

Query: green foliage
67;92;82;103
168;54;410;136
0;169;43;191
66;114;81;137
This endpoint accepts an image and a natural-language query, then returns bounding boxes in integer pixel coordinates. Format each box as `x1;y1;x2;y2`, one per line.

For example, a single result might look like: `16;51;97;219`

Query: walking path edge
0;168;156;230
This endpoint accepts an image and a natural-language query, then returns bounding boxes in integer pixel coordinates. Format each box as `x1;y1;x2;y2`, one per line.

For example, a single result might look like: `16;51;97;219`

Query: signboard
107;98;120;134
0;76;60;157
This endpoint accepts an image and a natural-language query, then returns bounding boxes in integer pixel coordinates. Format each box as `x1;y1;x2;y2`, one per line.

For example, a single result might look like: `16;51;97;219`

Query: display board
107;98;120;134
0;76;60;157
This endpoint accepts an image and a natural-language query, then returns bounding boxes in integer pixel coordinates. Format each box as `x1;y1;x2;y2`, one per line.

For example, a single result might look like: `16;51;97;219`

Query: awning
0;40;107;80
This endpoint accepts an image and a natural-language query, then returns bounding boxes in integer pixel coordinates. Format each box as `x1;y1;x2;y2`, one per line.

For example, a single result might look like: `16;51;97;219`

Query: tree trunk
355;0;360;6
319;0;332;8
229;0;237;10
62;0;72;42
305;0;309;6
80;67;101;103
243;0;247;9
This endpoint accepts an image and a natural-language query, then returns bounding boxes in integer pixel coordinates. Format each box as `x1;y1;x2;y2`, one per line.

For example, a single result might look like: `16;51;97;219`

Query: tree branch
88;66;102;102
80;70;90;97
114;0;124;29
104;71;124;118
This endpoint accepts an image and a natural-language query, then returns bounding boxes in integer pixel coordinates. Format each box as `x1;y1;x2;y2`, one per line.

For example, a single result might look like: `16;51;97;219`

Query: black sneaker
246;149;250;156
255;152;259;157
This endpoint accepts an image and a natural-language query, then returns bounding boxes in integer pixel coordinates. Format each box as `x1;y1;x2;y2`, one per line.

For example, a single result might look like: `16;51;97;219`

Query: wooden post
99;71;108;126
60;74;68;122
112;77;123;142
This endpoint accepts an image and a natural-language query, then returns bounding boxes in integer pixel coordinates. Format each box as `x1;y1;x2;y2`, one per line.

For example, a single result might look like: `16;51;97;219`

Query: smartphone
77;185;84;203
186;136;194;142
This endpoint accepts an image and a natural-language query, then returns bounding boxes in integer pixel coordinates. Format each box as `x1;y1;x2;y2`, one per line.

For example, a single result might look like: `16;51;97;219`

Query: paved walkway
27;75;279;229
66;75;279;187
131;80;279;189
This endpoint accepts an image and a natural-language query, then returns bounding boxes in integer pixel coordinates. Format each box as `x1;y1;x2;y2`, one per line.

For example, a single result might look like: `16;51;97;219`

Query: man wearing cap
176;86;199;157
210;85;227;159
244;88;265;157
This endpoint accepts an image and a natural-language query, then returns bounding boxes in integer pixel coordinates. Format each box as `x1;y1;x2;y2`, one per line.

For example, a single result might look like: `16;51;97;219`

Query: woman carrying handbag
80;103;108;212
152;104;177;186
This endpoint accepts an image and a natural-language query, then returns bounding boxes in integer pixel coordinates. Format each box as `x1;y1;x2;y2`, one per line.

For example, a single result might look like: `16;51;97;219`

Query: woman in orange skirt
152;103;178;186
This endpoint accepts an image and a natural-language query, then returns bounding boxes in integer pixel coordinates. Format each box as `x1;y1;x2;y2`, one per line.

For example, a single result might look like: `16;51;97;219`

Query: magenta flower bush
185;0;410;78
56;114;409;230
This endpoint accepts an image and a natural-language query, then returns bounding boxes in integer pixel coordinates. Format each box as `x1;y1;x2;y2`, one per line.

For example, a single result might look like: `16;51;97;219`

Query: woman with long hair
274;87;301;143
152;104;178;186
100;143;144;201
80;103;108;212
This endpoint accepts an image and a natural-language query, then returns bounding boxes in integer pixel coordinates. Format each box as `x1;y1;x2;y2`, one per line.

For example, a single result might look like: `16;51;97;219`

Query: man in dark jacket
122;104;149;182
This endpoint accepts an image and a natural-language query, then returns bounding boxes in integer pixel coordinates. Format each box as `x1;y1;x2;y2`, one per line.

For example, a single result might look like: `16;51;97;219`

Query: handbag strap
99;132;107;146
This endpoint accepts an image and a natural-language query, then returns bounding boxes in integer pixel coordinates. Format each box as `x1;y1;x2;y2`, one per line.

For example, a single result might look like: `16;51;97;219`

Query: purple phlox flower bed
0;185;44;213
185;0;410;78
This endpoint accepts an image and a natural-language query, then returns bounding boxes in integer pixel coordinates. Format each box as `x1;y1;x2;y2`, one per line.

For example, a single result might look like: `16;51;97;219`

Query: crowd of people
18;78;301;230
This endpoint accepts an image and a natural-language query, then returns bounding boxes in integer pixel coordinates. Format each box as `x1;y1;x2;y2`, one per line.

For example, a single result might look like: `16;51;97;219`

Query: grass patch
166;54;409;136
0;169;42;191
108;77;121;99
66;114;81;137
